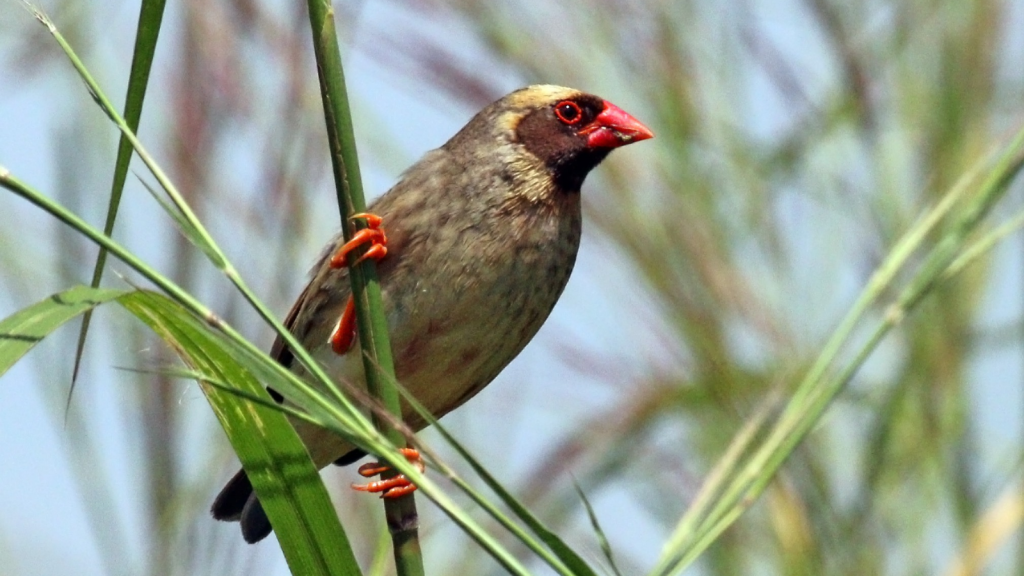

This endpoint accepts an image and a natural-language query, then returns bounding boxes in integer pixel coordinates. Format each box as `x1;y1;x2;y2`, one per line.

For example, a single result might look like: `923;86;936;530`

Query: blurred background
2;0;1024;574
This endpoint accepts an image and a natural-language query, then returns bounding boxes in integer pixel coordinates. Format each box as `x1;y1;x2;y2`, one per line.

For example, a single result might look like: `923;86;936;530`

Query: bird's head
450;85;654;192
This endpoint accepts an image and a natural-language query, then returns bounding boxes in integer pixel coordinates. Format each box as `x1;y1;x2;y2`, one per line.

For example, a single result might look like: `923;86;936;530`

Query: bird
210;84;653;543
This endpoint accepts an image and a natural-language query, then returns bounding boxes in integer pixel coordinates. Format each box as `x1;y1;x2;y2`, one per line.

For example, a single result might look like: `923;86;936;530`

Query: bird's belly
390;284;550;424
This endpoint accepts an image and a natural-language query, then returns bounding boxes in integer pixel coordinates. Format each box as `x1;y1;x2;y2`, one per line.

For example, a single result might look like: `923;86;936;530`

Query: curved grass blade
118;290;363;576
0;285;126;378
3;146;371;572
0;284;364;574
573;479;623;576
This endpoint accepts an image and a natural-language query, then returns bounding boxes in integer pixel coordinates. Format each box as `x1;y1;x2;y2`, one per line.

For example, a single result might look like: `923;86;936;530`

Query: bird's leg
351;448;425;499
328;213;387;355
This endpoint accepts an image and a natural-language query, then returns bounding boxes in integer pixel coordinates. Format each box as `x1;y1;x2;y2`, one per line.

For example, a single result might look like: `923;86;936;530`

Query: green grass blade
573;480;623;576
137;178;223;265
118;290;363;576
940;208;1024;283
0;284;363;573
0;285;127;378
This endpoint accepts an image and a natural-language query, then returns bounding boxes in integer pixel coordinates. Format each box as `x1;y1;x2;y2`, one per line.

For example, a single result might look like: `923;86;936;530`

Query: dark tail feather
240;493;273;543
333;448;367;466
211;469;252;521
212;451;366;543
211;469;274;543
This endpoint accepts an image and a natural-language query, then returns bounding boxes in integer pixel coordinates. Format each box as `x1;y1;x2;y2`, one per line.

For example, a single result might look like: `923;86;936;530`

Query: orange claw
328;213;388;355
351;475;417;498
329;212;388;269
351;448;425;499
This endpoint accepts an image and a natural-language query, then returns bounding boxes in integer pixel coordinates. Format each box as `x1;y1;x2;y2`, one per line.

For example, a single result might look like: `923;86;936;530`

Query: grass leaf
118;290;364;576
0;285;126;379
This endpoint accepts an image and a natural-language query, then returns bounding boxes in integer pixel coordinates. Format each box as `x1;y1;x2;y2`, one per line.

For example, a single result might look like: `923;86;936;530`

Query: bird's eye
554;101;582;125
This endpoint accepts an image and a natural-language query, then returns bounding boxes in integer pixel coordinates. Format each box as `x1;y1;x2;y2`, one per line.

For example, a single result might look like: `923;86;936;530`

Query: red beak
581;101;654;149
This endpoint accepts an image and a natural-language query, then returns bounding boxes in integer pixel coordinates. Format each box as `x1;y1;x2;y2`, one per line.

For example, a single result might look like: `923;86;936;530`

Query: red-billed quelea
211;85;653;543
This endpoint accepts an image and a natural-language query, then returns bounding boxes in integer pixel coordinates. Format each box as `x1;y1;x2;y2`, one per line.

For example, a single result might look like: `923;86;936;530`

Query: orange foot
351;448;425;499
328;213;387;355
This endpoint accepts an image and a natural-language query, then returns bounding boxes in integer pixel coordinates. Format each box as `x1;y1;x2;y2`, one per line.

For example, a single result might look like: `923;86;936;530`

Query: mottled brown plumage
211;85;653;542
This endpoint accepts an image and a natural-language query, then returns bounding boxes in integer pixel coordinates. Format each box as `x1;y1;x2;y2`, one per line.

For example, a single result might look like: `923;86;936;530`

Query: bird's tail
210;469;273;543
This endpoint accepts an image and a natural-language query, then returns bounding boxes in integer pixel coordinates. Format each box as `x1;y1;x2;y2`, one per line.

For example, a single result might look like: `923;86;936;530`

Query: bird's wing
267;235;351;399
268;288;304;371
264;196;412;465
265;243;368;468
